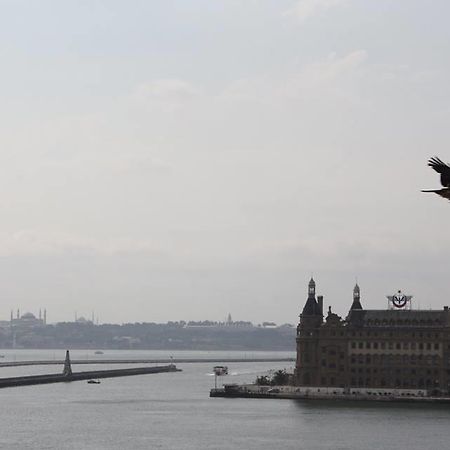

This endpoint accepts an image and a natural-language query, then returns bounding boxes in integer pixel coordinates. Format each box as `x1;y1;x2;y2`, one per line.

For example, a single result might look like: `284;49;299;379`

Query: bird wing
428;156;450;187
422;188;450;201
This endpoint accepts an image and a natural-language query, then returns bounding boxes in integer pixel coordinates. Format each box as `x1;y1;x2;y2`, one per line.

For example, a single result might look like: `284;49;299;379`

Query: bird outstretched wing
422;188;450;201
428;157;450;187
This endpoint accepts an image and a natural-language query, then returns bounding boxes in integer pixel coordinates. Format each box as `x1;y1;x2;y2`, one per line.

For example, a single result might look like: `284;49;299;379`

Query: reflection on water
0;350;448;450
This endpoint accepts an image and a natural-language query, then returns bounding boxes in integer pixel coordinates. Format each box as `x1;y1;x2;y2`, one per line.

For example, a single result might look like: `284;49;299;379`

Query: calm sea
0;349;448;450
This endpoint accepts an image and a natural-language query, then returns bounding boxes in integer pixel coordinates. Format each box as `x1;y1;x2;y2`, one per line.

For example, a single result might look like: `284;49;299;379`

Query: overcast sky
0;0;449;324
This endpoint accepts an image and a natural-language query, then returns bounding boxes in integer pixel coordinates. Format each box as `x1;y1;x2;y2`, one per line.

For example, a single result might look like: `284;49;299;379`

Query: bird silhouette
422;157;450;200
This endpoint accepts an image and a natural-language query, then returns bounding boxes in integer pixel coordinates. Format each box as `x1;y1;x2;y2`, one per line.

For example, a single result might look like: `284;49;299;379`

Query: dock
210;384;450;403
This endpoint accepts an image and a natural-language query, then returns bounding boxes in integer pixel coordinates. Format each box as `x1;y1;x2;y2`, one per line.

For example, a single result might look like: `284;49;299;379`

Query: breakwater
0;357;294;368
0;365;181;388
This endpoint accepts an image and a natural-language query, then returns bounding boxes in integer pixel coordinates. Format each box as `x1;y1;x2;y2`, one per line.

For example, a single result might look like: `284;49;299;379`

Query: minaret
17;309;19;319
44;309;47;325
350;283;363;310
10;310;13;323
39;309;42;320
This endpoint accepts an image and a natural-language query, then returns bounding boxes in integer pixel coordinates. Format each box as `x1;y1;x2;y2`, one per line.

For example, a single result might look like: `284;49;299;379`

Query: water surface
0;350;448;449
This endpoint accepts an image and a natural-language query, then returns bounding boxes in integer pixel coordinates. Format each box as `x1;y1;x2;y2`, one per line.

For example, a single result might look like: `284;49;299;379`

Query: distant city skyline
0;1;448;324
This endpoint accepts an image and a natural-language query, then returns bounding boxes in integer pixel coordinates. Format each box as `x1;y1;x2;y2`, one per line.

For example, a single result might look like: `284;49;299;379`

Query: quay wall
209;384;450;403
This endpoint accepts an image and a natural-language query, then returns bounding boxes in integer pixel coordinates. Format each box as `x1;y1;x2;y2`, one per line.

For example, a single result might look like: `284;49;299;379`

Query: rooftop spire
302;278;322;316
350;283;363;310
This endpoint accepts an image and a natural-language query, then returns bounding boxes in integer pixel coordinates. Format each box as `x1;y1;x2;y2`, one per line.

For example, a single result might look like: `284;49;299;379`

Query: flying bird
422;156;450;200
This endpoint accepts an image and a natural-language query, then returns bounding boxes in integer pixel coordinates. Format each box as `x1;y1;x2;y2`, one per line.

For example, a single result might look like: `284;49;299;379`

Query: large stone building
295;279;450;395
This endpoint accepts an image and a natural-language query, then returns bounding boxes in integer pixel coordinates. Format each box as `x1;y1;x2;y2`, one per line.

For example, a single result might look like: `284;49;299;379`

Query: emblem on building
387;290;412;309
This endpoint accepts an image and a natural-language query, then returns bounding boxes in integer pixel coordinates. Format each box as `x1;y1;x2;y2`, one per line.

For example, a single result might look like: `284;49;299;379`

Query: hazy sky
0;0;449;324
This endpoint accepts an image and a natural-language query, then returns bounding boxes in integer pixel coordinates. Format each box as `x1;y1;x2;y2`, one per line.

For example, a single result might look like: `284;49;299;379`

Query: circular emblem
392;293;407;308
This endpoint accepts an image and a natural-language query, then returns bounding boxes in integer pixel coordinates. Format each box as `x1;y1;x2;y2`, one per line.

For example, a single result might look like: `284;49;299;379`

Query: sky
0;0;449;324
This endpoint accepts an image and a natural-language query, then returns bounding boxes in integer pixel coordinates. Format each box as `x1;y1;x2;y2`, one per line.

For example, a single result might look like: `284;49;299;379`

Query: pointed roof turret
350;283;363;310
301;278;322;316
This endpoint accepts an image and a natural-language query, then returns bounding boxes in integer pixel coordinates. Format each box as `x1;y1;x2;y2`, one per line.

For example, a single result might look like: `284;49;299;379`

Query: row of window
349;368;440;376
350;341;440;350
350;354;440;365
348;378;440;388
319;330;444;338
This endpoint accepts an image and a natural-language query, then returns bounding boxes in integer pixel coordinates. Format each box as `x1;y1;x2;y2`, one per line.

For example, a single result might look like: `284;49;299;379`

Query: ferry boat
213;366;228;376
87;379;101;384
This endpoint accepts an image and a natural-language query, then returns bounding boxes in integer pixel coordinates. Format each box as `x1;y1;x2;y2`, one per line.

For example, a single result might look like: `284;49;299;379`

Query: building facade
295;279;450;395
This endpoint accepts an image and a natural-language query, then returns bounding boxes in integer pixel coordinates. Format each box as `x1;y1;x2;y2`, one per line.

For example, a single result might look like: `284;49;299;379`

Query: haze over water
1;350;449;450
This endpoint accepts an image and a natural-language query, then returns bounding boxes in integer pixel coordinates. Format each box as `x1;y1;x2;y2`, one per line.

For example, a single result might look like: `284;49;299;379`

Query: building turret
350;283;363;310
295;278;323;386
301;278;322;316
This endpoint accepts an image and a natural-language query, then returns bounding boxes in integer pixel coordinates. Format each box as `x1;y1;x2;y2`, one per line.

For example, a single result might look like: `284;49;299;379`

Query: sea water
0;349;449;450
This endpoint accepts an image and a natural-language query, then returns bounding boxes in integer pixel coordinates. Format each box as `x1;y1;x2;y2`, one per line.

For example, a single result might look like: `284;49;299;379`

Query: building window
351;342;356;349
373;342;378;349
434;343;439;350
396;343;401;350
426;343;431;350
358;342;363;349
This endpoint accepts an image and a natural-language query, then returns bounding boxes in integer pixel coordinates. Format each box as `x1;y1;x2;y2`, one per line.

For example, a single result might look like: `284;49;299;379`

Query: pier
0;351;181;389
0;357;294;368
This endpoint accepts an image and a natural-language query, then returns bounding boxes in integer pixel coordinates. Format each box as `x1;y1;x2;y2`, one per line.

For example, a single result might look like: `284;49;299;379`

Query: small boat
213;366;228;376
87;379;101;384
94;351;104;355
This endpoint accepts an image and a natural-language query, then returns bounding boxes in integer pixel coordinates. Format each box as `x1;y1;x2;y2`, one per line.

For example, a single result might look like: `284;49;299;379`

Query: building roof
302;297;322;316
347;309;450;327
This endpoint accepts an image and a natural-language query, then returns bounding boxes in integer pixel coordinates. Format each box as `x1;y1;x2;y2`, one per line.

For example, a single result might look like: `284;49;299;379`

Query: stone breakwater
0;365;181;389
0;358;294;368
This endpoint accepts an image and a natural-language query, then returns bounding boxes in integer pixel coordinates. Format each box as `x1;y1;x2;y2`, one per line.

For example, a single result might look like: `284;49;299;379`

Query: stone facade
295;279;450;394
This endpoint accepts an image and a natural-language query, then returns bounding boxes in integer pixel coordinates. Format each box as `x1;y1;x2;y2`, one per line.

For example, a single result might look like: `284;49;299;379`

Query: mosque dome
21;312;36;319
